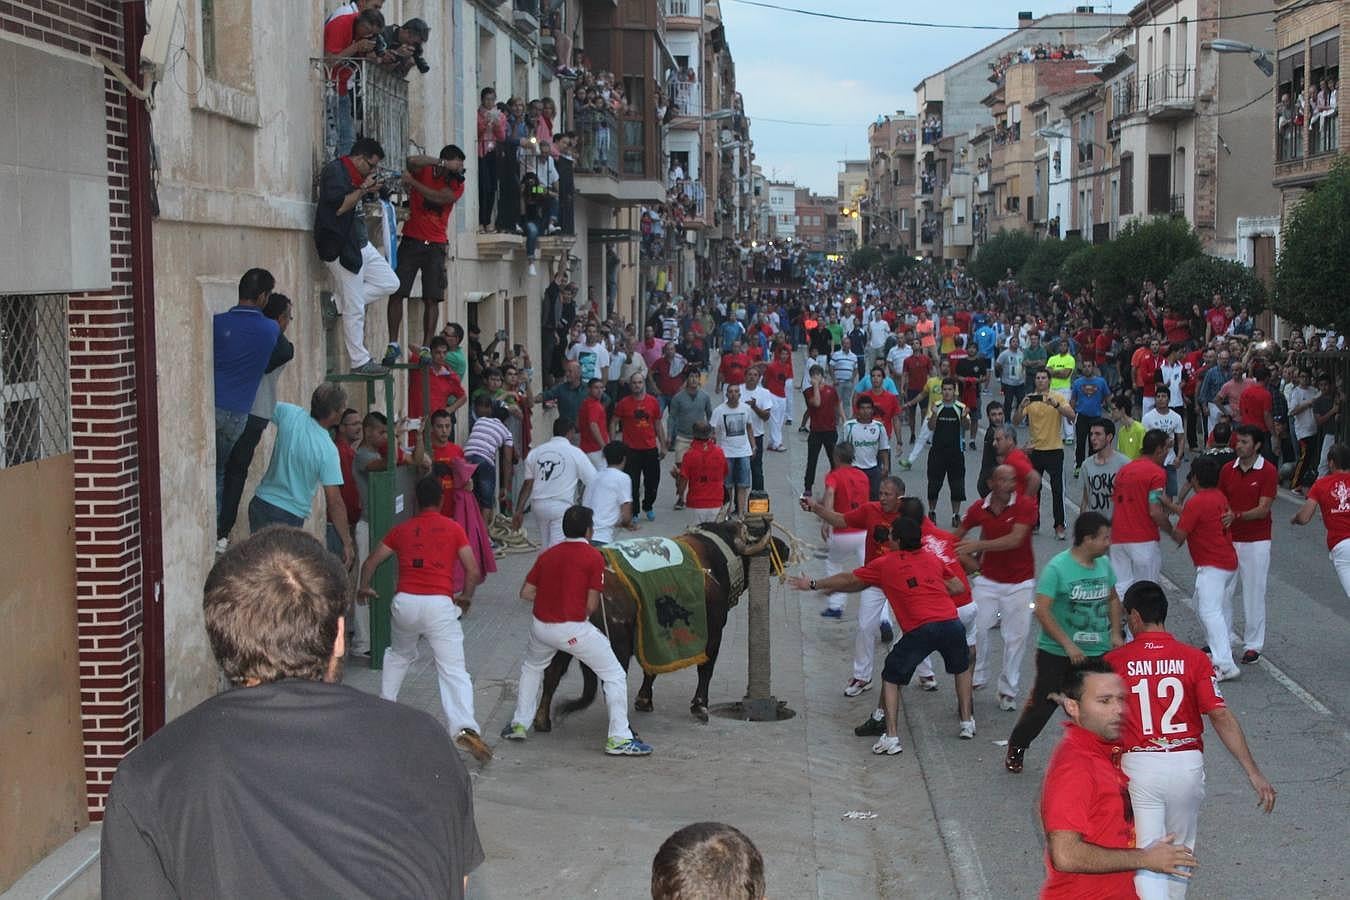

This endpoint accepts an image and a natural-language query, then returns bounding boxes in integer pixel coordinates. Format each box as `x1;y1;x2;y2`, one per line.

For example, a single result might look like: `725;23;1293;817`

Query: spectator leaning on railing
322;7;385;158
375;18;430;77
384;145;467;366
314;136;401;376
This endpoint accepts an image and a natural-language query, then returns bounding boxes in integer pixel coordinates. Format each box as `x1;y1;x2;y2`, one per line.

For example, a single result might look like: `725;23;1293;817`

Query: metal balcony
665;0;695;16
1139;66;1195;119
1169;193;1186;218
1310;112;1340;156
314;58;409;166
668;80;702;120
574;106;619;177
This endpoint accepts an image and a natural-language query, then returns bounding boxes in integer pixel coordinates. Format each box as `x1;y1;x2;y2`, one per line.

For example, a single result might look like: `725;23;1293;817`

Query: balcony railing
1278;123;1304;161
668;80;701;118
574;106;618;177
669;178;706;219
1140;65;1195;113
1170;193;1186;218
665;0;694;16
314;57;409;164
1310;111;1340;156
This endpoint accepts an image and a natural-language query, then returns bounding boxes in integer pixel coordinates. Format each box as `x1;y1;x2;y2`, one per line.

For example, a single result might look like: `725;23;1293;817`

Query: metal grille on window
0;295;71;468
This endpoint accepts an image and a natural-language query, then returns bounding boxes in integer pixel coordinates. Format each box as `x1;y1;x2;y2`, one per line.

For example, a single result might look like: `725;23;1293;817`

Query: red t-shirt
1205;306;1231;337
650;359;684;398
1106;630;1225;754
323;13;360;96
333;439;362;525
382;509;470;597
1238;383;1272;429
1074;328;1099;365
959;494;1037;584
1004;448;1037;494
681;441;728;508
718;352;750;386
1308;472;1350;549
1177;488;1237;570
854;547;958;632
1162;314;1191;347
903;353;933;392
954;310;972;334
1111;458;1166;544
803;383;841;432
855;389;900;435
826;466;869;534
921;520;972;607
614;393;662;450
1094;330;1113;363
578;396;609;453
1132;348;1157;396
408;360;466;420
1181;350;1205;399
763;360;790;397
843;501;899;562
431;441;466;517
1218;457;1277;542
1040;723;1137;899
527;539;605;622
403;165;465;243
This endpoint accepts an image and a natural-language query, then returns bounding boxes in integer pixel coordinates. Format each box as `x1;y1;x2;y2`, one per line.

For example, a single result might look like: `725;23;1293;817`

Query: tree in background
848;245;883;272
1272;157;1350;334
1018;236;1085;294
970;229;1037;287
1057;243;1099;296
1166;255;1267;315
1091;217;1202;318
884;251;919;278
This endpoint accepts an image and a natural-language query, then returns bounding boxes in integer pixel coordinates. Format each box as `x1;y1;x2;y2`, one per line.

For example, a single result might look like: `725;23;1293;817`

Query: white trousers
1234;540;1269;652
511;618;632;740
1194;565;1238;673
1206;403;1223;438
824;529;866;611
767;394;787;449
972;577;1035;698
907;418;932;465
326;242;399;369
1123;750;1206;900
381;592;479;736
691;506;721;523
1331;538;1350;598
784;377;795;421
1110;541;1162;599
349;520;371;653
531;496;572;549
1054;389;1073;440
1319;434;1335;478
853;586;899;682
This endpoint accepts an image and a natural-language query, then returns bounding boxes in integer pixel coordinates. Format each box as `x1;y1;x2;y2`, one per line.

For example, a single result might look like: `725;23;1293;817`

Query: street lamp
1206;39;1275;77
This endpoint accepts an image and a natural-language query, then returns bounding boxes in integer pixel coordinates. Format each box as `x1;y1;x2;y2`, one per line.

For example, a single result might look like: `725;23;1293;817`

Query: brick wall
0;0;143;818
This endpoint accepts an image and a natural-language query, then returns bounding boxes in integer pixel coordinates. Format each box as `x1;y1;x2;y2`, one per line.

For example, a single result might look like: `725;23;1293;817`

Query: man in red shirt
902;349;934;443
954;465;1037;709
1041;658;1198;898
578;377;610;468
358;475;490;762
1204;293;1231;343
385;146;467;365
802;365;843;496
323;8;384;156
1238;367;1276;462
816;442;871;619
1171;454;1241;681
1107;581;1276;900
855;366;903;441
790;516;966;755
804;474;905;697
992;424;1042;499
1292;443;1350;597
331;409;364;546
1218;425;1277;665
716;338;751;396
762;345;793;451
1133;338;1160;414
1110;430;1178;597
613;373;668;521
407;335;467;445
679;422;727;523
501;506;654;756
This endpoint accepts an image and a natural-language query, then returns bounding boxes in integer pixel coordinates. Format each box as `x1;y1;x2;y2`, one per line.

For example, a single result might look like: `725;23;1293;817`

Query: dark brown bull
532;521;788;729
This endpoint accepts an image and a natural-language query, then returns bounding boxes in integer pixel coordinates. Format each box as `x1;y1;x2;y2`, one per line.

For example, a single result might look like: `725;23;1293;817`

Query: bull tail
558;663;599;717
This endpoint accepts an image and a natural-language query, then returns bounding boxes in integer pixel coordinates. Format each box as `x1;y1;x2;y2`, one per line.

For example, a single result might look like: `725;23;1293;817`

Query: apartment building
794;189;840;253
767;180;797;239
863;114;917;253
1272;0;1345;229
837;159;868;250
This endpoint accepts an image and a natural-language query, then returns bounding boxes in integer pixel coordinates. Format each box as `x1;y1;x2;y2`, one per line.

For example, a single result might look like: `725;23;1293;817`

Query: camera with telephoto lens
372;33;389;56
445;169;466;184
412;46;430;74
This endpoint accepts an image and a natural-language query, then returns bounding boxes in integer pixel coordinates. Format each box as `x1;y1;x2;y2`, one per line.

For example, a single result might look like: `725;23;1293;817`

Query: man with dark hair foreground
651;822;766;900
101;527;483;898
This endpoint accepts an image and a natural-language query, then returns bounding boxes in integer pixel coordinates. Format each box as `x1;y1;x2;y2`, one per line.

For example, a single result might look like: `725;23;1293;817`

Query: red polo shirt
853;547;958;632
826;466;870;533
382;509;469;597
1040;723;1137;899
578;396;609;453
1112;458;1166;544
1218;456;1277;543
1176;488;1237;571
803;383;841;432
527;539;605;622
855;389;901;435
680;440;728;509
959;494;1037;584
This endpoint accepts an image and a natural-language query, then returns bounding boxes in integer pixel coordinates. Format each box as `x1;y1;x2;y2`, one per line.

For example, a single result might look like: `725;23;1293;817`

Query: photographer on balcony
382;145;467;367
315;137;401;376
322;7;385;158
375;17;431;78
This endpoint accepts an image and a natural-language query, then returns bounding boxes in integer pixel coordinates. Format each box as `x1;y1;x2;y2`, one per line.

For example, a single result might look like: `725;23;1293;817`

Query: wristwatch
809;579;818;590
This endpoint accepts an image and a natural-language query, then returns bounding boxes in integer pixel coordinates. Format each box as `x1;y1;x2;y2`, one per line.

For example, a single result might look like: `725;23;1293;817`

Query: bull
531;520;789;728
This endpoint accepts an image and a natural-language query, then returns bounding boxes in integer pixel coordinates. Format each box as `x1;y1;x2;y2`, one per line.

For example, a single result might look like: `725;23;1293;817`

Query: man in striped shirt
463;395;514;523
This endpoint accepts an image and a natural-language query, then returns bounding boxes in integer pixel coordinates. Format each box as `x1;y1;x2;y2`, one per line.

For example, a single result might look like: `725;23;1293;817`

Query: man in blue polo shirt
1070;360;1110;476
213;268;280;528
249;382;354;567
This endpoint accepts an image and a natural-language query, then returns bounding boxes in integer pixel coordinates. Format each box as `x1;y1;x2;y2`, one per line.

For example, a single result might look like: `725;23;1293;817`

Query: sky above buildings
720;0;1062;196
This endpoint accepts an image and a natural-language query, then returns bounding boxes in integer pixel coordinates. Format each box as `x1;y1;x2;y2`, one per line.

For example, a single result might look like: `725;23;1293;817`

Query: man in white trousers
1108;430;1177;598
1292;442;1350;597
1218;425;1277;665
501;506;654;755
954;465;1038;711
816;442;871;619
358;476;491;762
1107;581;1276;900
314;136;400;376
512;417;597;548
804;475;906;698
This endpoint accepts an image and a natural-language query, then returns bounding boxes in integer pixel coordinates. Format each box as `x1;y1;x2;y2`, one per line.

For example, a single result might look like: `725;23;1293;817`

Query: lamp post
1206;39;1275;77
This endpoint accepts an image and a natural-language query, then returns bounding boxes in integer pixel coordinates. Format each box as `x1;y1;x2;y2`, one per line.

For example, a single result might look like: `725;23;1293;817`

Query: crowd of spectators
921;116;943;144
989;44;1082;84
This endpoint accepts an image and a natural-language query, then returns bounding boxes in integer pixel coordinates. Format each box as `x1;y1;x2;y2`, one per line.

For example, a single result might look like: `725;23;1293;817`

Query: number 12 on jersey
1130;676;1189;735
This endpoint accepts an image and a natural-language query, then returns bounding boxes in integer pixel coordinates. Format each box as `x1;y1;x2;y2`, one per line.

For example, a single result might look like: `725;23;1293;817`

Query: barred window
0;295;71;468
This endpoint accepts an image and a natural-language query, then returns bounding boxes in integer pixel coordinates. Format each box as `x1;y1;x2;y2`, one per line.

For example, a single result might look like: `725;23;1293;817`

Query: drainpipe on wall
122;0;166;738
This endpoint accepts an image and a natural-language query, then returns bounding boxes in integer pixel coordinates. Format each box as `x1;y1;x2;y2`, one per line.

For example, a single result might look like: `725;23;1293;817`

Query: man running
1217;424;1277;665
1106;581;1276;900
1110;430;1177;598
1292;443;1350;596
816;442;871;620
512;418;596;548
1080;419;1129;519
840;395;890;501
501;505;654;755
1172;454;1242;681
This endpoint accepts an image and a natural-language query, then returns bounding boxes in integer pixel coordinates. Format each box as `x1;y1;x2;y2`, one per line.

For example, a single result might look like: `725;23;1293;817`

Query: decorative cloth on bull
601;536;710;674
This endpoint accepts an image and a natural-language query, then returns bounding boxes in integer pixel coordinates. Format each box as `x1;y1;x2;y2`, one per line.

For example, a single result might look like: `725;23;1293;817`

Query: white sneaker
998;693;1017;711
843;678;872;697
872;734;903;755
215;537;229;555
528;262;538;277
959;719;977;740
1215;666;1242;683
917;675;938;692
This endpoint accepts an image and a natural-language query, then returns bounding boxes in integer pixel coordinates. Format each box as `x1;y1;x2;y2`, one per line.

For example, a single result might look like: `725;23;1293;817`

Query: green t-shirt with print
1035;549;1115;656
